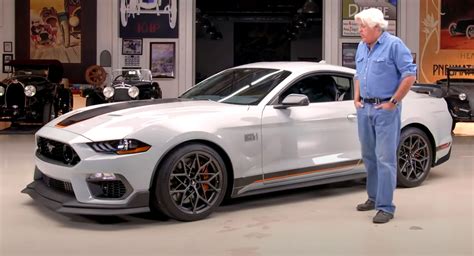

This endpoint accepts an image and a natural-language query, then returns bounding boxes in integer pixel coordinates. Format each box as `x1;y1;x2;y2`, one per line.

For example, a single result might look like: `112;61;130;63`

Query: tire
397;127;433;188
168;0;177;29
448;23;457;36
466;25;474;39
120;0;129;27
85;96;96;106
451;119;457;131
152;143;228;221
42;102;56;125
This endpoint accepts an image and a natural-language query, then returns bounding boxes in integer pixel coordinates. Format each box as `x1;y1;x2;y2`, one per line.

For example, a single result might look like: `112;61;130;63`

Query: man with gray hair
353;8;416;223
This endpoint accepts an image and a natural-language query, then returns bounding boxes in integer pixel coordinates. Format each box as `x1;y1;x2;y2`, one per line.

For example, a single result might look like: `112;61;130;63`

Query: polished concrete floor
0;96;473;255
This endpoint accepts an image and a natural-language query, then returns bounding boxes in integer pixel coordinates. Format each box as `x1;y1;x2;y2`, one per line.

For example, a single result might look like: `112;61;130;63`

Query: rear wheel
397;127;433;187
152;143;228;221
466;25;474;39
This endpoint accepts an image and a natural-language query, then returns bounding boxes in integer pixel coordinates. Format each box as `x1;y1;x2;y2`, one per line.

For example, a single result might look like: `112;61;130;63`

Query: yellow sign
419;0;474;83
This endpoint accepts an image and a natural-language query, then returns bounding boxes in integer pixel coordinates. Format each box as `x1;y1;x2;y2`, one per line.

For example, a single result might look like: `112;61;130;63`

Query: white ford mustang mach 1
23;62;452;221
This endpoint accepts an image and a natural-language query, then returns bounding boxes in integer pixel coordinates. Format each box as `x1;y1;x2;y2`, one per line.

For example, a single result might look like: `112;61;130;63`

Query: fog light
103;87;115;99
0;86;4;96
88;173;117;181
459;93;467;101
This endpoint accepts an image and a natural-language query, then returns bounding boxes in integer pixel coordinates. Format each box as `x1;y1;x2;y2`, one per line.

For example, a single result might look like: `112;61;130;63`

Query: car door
260;73;361;184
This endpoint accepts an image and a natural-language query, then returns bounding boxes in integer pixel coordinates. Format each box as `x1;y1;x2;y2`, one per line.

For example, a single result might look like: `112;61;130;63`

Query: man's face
358;23;380;45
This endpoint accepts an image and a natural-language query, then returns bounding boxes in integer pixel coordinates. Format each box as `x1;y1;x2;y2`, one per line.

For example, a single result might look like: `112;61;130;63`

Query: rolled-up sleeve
393;40;417;79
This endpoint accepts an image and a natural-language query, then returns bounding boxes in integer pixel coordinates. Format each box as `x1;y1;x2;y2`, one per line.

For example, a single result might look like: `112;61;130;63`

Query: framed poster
342;43;358;69
149;42;175;78
150;42;176;78
2;54;13;73
119;0;178;38
341;0;397;37
15;0;97;83
3;41;12;52
122;38;143;55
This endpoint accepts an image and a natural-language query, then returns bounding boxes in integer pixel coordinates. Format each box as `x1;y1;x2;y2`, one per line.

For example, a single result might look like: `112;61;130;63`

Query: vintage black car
82;69;162;106
449;19;474;39
0;59;73;125
412;67;474;130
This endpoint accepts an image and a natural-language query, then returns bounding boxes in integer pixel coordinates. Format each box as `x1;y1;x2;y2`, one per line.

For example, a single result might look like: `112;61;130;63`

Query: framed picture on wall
3;41;12;52
341;43;358;69
2;53;13;73
122;38;143;55
149;42;175;78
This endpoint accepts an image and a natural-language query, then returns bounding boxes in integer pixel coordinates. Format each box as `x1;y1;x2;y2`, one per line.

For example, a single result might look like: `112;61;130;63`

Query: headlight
88;139;151;155
103;87;115;98
459;93;467;101
24;85;37;97
128;86;139;98
0;86;4;96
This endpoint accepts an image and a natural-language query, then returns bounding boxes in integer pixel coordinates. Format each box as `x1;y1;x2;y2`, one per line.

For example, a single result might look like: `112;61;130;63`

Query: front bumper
22;168;150;215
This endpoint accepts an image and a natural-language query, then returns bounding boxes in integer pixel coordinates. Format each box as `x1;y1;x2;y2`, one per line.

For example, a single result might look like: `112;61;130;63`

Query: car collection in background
0;60;73;126
82;69;162;106
23;62;453;221
412;67;474;130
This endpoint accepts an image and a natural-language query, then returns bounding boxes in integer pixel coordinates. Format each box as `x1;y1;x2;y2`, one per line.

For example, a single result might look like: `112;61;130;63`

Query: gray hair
354;8;388;29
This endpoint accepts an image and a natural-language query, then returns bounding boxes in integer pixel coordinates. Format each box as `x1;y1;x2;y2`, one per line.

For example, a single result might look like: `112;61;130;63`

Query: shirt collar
365;31;388;50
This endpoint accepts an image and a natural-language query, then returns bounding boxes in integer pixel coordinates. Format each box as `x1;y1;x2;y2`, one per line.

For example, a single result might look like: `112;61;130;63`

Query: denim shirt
355;31;416;99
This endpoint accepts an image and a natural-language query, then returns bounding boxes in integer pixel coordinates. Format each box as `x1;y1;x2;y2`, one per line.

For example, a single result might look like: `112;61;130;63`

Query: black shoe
356;199;375;211
372;210;394;224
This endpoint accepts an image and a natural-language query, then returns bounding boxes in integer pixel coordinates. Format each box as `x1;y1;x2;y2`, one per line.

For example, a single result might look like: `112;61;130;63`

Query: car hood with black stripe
44;99;247;141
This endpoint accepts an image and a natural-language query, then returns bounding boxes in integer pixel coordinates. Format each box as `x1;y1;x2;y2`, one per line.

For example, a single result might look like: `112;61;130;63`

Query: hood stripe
57;98;189;127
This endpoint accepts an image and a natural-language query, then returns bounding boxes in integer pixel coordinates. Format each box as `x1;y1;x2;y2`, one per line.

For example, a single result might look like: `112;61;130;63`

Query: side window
280;75;340;103
333;76;353;101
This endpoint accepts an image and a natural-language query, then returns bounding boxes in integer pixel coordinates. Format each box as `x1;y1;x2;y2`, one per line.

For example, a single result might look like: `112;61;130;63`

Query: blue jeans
356;103;401;214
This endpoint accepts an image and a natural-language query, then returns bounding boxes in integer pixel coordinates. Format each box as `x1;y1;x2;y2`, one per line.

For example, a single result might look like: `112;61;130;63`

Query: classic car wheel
120;0;130;27
152;144;228;221
466;25;474;39
85;65;106;86
168;0;177;29
448;23;457;36
397;127;432;188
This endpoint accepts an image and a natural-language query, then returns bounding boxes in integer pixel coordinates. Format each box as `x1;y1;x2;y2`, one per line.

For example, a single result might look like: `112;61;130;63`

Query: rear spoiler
411;83;445;98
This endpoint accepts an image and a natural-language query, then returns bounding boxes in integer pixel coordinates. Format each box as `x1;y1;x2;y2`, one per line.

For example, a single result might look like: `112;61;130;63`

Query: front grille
37;137;81;166
6;83;25;108
42;174;74;195
113;88;131;101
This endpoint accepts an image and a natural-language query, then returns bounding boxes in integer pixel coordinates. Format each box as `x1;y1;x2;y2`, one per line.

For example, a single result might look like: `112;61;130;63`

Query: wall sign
419;0;474;83
341;0;397;37
119;0;178;38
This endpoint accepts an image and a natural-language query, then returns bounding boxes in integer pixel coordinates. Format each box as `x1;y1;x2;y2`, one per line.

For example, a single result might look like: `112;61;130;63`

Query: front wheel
152;143;228;221
397;127;433;188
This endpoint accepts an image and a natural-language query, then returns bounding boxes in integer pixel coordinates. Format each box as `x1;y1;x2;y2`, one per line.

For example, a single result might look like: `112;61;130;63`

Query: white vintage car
23;62;452;221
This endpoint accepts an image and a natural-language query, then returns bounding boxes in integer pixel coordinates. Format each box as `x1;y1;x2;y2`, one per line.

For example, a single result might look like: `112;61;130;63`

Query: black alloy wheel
397;127;433;187
152;144;228;221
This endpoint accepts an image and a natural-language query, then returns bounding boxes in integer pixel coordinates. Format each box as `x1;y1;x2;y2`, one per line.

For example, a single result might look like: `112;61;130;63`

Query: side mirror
274;93;310;109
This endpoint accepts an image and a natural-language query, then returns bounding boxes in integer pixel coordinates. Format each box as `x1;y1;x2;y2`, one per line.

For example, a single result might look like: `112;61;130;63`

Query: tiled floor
0;95;472;256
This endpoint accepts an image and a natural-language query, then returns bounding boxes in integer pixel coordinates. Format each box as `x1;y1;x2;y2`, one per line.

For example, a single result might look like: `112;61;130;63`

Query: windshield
111;69;152;82
180;68;291;105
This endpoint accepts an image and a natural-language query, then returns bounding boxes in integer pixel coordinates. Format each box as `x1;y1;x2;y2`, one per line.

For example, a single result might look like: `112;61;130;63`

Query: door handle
347;113;357;120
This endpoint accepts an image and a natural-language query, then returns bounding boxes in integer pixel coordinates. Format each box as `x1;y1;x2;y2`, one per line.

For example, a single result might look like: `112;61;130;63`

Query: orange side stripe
253;163;358;184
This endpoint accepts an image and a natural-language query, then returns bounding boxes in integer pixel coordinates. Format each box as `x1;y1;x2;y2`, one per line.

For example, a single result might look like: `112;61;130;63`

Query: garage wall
1;0;420;94
323;0;420;66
